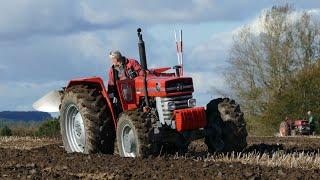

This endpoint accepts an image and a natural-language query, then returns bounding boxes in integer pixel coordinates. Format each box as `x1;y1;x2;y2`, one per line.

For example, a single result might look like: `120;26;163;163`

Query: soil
1;136;320;179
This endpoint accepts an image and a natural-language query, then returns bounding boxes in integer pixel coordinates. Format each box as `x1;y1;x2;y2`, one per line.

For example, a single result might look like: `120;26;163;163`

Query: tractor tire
116;110;156;157
205;98;247;153
279;121;289;137
60;85;115;154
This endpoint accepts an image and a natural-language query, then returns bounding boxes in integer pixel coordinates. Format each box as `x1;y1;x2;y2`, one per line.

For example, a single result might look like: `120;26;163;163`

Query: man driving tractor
107;50;142;101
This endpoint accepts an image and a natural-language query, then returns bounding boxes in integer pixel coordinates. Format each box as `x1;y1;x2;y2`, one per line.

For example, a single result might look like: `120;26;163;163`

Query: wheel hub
121;125;137;157
65;104;86;152
74;113;84;138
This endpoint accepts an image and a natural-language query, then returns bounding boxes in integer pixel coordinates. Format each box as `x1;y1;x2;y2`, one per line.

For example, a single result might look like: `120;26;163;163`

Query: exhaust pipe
137;28;148;70
137;28;149;107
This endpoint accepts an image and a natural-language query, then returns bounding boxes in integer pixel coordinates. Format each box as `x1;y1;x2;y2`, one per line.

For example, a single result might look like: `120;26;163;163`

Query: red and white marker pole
174;29;184;76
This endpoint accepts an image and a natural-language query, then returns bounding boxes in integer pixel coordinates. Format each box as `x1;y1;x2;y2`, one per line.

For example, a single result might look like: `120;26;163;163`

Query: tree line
0;118;60;137
221;5;320;135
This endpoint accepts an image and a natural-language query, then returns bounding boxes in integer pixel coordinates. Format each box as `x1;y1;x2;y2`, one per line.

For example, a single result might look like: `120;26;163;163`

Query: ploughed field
1;136;320;179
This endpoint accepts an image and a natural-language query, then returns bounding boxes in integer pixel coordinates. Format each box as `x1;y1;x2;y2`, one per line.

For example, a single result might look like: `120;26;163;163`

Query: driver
107;50;142;101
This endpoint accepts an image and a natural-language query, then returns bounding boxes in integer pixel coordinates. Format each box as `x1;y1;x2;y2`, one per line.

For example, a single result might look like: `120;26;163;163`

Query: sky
0;0;319;112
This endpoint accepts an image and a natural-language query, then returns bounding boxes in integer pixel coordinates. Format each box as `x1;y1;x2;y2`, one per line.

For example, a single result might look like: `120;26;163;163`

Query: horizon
0;1;319;111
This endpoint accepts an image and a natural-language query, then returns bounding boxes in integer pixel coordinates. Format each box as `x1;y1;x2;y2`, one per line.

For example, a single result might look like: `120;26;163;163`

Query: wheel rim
121;124;137;157
279;122;287;137
65;104;86;152
279;127;285;136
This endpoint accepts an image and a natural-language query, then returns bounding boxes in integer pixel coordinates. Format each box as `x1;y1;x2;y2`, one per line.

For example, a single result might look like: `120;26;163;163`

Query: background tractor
33;28;247;157
279;119;311;136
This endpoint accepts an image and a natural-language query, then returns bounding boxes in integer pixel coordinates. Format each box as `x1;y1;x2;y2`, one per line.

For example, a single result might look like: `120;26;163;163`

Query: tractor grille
160;94;192;122
165;79;193;93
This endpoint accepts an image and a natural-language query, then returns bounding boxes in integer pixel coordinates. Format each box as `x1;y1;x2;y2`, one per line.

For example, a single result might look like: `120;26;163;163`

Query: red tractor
33;29;247;157
279;119;311;136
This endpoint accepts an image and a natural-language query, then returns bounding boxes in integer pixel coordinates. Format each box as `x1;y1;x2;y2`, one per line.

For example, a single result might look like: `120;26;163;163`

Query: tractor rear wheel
116;111;156;157
279;121;290;137
205;98;247;153
60;85;115;154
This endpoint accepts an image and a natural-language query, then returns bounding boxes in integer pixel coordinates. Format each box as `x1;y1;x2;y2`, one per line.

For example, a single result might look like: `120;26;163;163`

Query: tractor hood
134;75;194;97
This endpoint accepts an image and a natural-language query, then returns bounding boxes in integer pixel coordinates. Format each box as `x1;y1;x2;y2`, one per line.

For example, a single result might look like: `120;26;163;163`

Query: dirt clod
1;136;320;179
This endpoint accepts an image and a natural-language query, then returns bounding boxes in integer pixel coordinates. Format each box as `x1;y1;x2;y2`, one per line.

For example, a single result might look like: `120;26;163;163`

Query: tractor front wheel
116;111;156;157
279;121;290;137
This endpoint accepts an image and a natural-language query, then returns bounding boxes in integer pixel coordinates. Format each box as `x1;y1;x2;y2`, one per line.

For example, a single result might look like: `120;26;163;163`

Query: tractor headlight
163;101;176;111
188;98;196;108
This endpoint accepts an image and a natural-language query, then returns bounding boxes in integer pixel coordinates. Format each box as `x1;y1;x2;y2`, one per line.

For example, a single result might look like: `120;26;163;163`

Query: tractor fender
66;77;117;128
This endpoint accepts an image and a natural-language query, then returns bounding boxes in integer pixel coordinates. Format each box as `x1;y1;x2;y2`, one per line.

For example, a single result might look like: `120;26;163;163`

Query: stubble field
1;136;320;179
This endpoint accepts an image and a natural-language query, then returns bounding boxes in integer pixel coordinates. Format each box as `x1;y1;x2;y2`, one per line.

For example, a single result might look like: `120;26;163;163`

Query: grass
0;136;60;150
173;151;320;170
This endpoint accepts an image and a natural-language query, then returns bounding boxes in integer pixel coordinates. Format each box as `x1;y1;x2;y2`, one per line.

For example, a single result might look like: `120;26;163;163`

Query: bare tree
225;5;320;116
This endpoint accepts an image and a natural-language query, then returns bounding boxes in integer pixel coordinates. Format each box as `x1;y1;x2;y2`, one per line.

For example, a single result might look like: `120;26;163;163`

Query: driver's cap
109;50;122;60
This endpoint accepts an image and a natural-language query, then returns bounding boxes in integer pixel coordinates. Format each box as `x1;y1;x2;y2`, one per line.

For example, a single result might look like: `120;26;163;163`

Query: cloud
186;31;233;72
0;29;143;83
0;81;65;111
235;8;320;35
1;1;320;111
188;7;320;73
0;1;81;40
186;70;230;106
0;0;286;41
187;71;226;92
0;1;319;41
0;64;7;69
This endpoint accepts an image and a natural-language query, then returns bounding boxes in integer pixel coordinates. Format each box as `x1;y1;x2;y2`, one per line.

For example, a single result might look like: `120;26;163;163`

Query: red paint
150;67;171;74
174;107;207;132
134;75;193;97
294;120;309;126
116;79;137;111
65;73;195;130
66;77;117;128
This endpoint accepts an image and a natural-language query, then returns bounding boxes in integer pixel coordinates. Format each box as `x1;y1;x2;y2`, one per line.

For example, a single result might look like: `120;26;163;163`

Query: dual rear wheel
205;98;247;152
60;85;115;154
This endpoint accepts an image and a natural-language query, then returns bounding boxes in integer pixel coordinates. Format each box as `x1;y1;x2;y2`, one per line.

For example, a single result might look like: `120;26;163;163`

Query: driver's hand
108;93;114;98
113;97;118;104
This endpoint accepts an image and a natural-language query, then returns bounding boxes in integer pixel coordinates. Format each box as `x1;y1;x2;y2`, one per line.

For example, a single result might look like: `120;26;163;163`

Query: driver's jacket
107;58;142;96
